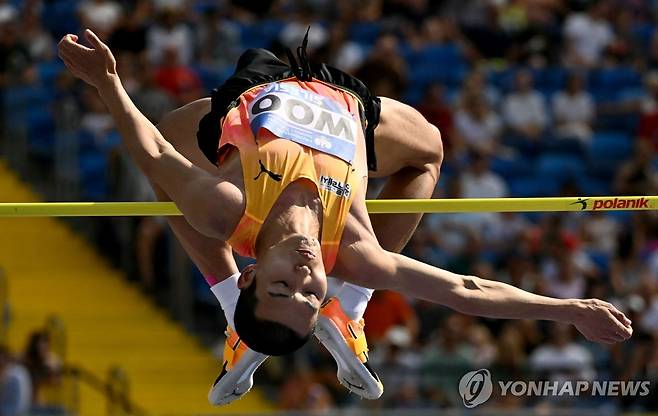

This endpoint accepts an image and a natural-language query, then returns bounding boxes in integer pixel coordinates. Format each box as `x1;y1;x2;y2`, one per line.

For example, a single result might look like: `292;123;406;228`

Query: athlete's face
238;235;327;335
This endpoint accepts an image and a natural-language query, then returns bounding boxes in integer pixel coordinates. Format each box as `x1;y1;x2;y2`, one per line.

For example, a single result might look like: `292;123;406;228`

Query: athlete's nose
295;264;311;276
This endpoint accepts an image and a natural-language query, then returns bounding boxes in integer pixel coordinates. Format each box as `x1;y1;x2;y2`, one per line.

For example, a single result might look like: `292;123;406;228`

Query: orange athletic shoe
208;326;268;405
314;297;383;399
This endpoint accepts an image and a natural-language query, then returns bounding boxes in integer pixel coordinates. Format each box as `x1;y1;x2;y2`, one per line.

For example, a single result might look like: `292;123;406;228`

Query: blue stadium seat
596;113;639;132
42;1;80;39
575;176;611;196
586;132;633;180
409;64;467;88
37;61;65;85
632;23;656;49
589;68;642;91
26;108;55;156
536;154;586;182
490;157;534;181
509;176;561;197
587;132;633;162
79;151;108;200
533;67;567;97
348;22;382;45
543;137;585;157
585;249;610;272
239;20;285;49
405;44;463;68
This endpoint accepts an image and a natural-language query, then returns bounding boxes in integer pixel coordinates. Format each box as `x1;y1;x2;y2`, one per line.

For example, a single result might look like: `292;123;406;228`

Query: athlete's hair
234;278;311;356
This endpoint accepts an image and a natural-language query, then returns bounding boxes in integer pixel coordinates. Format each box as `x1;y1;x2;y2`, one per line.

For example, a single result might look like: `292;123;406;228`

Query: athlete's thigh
370;97;442;178
157;98;216;174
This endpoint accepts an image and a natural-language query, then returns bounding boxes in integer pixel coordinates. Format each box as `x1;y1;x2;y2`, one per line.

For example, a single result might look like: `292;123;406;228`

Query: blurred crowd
3;0;658;412
0;330;63;416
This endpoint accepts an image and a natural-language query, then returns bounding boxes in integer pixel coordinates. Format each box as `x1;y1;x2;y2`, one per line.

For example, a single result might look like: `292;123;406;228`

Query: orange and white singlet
218;79;366;273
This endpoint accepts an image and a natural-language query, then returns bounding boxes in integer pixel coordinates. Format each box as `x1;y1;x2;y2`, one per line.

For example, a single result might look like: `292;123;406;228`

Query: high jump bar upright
0;196;655;217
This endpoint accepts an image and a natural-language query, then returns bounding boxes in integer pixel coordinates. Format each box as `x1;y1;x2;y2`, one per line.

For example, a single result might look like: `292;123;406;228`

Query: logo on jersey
319;175;351;198
248;83;358;163
253;160;282;182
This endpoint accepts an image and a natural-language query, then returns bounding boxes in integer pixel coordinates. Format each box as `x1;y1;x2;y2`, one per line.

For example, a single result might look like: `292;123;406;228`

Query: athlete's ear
237;264;257;289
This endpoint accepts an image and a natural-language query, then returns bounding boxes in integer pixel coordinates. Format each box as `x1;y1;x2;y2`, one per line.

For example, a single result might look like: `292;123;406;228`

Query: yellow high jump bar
0;196;655;217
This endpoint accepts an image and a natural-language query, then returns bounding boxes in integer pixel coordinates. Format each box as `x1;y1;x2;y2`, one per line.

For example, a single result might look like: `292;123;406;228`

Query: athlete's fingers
611;307;632;328
84;29;105;51
606;309;631;337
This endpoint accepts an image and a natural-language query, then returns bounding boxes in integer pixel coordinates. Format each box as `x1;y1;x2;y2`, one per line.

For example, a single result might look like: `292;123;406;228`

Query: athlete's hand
570;299;633;344
58;29;117;90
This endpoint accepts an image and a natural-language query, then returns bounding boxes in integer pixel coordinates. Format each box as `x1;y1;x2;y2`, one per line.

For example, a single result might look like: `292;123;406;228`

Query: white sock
326;276;346;299
210;272;241;329
335;283;374;321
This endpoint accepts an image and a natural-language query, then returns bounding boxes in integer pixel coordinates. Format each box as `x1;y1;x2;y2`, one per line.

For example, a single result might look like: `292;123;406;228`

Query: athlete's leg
368;96;443;252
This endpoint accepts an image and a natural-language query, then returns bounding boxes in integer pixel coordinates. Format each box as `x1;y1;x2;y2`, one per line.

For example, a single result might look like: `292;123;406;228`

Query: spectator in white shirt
147;10;194;66
529;323;595;381
502;70;548;140
457;152;509;232
78;0;123;39
553;73;595;143
0;0;17;26
563;1;614;68
460;152;509;199
455;93;503;155
0;347;32;416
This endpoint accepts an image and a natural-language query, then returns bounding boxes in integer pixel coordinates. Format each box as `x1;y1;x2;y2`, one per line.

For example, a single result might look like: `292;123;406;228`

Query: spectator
154;48;203;107
355;33;407;99
21;331;61;407
638;71;658;150
80;87;115;141
610;225;652;296
647;31;658;71
78;0;123;39
0;0;17;26
614;140;658;195
552;73;595;143
459;152;508;199
467;324;497;367
0;346;31;416
541;251;587;299
0;22;34;88
147;9;194;66
22;10;55;62
363;291;419;344
454;92;503;155
529;323;595;381
108;0;150;56
131;61;176;124
458;69;501;109
562;0;614;68
195;8;242;71
279;5;329;52
370;327;421;407
580;211;619;255
495;322;528;376
502;70;548;140
416;84;456;158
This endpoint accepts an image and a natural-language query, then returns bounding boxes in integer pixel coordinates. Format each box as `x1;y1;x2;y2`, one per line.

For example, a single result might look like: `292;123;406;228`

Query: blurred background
1;0;658;414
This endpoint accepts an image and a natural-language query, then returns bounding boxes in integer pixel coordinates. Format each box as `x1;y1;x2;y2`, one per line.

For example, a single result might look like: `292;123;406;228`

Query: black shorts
196;48;381;171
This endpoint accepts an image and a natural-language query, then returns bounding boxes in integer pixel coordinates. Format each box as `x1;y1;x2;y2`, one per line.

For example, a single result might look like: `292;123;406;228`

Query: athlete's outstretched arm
58;30;240;239
336;235;633;345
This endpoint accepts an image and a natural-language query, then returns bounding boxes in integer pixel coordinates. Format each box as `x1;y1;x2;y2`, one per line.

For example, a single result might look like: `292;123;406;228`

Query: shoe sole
208;349;268;406
315;315;383;400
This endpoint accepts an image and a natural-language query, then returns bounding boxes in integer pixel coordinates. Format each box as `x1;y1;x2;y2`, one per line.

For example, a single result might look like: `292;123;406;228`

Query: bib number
248;83;358;163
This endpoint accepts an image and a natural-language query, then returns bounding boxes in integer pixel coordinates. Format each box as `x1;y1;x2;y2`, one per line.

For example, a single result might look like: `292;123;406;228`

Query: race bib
247;83;358;163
